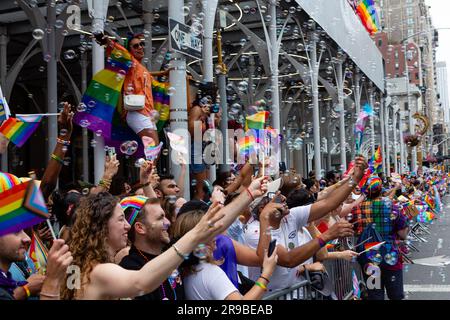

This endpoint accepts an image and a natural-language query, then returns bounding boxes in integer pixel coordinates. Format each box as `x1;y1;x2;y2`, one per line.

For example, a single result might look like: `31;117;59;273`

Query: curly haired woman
62;177;268;300
61;192;224;300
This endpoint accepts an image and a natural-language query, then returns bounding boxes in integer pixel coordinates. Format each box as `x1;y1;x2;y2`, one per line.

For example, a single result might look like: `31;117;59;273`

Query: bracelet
141;181;151;188
22;285;31;298
51;153;64;165
39;291;60;299
317;236;326;248
56;138;71;146
246;188;255;201
255;281;268;291
259;275;270;283
172;244;190;260
98;179;111;190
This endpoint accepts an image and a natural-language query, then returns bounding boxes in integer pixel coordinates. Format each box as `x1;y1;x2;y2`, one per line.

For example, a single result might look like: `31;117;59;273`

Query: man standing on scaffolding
94;32;170;145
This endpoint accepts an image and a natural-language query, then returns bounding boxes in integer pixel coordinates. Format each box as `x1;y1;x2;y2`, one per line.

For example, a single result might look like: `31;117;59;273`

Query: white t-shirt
297;227;314;266
184;262;239;300
243;204;312;294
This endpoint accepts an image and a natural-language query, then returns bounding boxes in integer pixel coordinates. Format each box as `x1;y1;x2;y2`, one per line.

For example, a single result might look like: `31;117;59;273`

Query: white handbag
123;94;145;111
123;73;148;111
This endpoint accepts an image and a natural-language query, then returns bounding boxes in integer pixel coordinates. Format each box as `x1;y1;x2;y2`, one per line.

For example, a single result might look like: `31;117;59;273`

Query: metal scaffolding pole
399;110;406;174
0;27;8;172
169;0;189;200
405;42;417;173
142;3;153;71
369;89;376;155
80;52;89;182
46;1;58;162
336;60;346;171
385;100;391;174
309;32;322;179
269;0;281;173
217;15;231;173
92;0;108;183
203;0;218;183
393;109;399;173
380;96;386;175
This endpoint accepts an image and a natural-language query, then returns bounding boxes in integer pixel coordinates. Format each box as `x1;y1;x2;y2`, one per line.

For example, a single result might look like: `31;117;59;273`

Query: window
406;7;413;16
407;18;414;25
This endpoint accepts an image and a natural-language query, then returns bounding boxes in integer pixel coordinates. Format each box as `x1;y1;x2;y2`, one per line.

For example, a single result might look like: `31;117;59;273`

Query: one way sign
169;18;203;59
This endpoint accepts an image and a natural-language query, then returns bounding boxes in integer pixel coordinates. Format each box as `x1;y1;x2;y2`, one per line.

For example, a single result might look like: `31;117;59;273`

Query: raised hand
58;102;74;138
45;239;73;284
248;176;269;198
322;220;354;242
192;202;225;244
103;154;120;180
352;156;368;183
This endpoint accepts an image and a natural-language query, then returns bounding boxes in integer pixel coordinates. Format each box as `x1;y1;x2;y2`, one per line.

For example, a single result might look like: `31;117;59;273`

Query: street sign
169;18;203;59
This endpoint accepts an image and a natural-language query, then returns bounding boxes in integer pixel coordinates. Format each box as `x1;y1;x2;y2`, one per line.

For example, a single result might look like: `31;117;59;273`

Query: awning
296;0;384;92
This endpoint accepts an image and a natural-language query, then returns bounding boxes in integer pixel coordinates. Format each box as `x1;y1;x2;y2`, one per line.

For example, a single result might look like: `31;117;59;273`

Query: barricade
262;280;311;300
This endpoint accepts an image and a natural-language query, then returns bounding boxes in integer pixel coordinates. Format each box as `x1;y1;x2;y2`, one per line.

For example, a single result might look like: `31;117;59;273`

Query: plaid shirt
351;197;408;270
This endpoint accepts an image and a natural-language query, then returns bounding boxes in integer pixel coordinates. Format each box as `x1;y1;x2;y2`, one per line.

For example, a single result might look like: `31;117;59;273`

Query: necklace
135;248;175;300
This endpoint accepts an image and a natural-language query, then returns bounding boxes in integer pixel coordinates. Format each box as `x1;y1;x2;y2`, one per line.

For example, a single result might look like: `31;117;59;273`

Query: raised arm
309;156;367;223
40;103;73;201
139;160;158;198
90;154;120;195
89;203;226;299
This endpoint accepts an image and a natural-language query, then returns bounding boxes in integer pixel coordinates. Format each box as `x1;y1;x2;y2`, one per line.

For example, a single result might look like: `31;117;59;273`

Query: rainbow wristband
255;281;268;291
51;153;64;165
22;285;31;298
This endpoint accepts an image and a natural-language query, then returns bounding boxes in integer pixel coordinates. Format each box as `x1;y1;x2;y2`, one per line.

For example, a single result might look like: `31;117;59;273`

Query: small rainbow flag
245;111;268;131
364;242;384;251
152;79;170;132
370;146;382;173
74;43;133;139
237;135;258;158
0;116;42;148
355;0;380;35
352;270;361;299
120;196;148;225
144;142;163;161
0;180;50;237
424;194;435;210
28;231;49;273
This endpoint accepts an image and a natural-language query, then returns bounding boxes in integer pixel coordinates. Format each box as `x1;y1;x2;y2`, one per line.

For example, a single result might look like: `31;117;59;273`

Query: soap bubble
193;243;207;260
77;103;87;112
134;158;146;168
32;29;45;40
120;140;139;156
63;49;76;60
79;119;90;128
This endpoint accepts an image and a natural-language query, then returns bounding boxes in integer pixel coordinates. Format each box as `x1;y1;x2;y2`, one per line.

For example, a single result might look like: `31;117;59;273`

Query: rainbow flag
152;79;170;132
355;0;380;35
120;195;148;225
245;111;268;131
237;135;258;158
73;44;133;139
0;116;42;147
371;146;382;173
424;194;435;210
354;104;373;154
28;231;48;272
0;180;50;237
364;242;384;251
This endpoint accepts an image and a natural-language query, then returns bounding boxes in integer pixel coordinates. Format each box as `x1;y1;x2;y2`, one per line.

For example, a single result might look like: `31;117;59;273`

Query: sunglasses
131;41;145;50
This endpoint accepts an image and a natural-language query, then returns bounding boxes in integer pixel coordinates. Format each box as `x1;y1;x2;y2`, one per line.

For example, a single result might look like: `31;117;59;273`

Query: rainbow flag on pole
73;45;133;139
355;0;380;35
0;116;42;147
245;111;268;131
237;135;258;158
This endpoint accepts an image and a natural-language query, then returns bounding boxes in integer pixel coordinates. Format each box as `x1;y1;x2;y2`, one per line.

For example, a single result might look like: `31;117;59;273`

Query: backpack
355;223;397;269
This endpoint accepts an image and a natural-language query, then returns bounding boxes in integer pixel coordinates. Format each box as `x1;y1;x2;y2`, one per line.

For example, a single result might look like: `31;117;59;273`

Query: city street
404;195;450;299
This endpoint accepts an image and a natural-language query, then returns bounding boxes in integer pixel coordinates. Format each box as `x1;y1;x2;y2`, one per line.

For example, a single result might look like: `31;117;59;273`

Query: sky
426;0;450;99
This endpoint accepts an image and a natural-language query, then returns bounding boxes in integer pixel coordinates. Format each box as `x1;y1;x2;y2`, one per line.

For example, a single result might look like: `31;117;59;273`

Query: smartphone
107;147;116;158
279;162;287;173
274;194;283;204
210;103;220;113
268;239;277;257
267;192;276;200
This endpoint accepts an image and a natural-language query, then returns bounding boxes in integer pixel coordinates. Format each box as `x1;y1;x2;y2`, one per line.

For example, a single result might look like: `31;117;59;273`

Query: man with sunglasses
94;33;170;145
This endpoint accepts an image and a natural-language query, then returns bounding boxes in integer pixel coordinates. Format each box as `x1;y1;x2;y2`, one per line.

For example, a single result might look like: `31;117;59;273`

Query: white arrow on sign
170;23;202;53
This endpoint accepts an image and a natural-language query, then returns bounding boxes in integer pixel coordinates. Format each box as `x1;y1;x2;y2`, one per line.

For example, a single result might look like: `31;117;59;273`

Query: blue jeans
362;268;404;300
